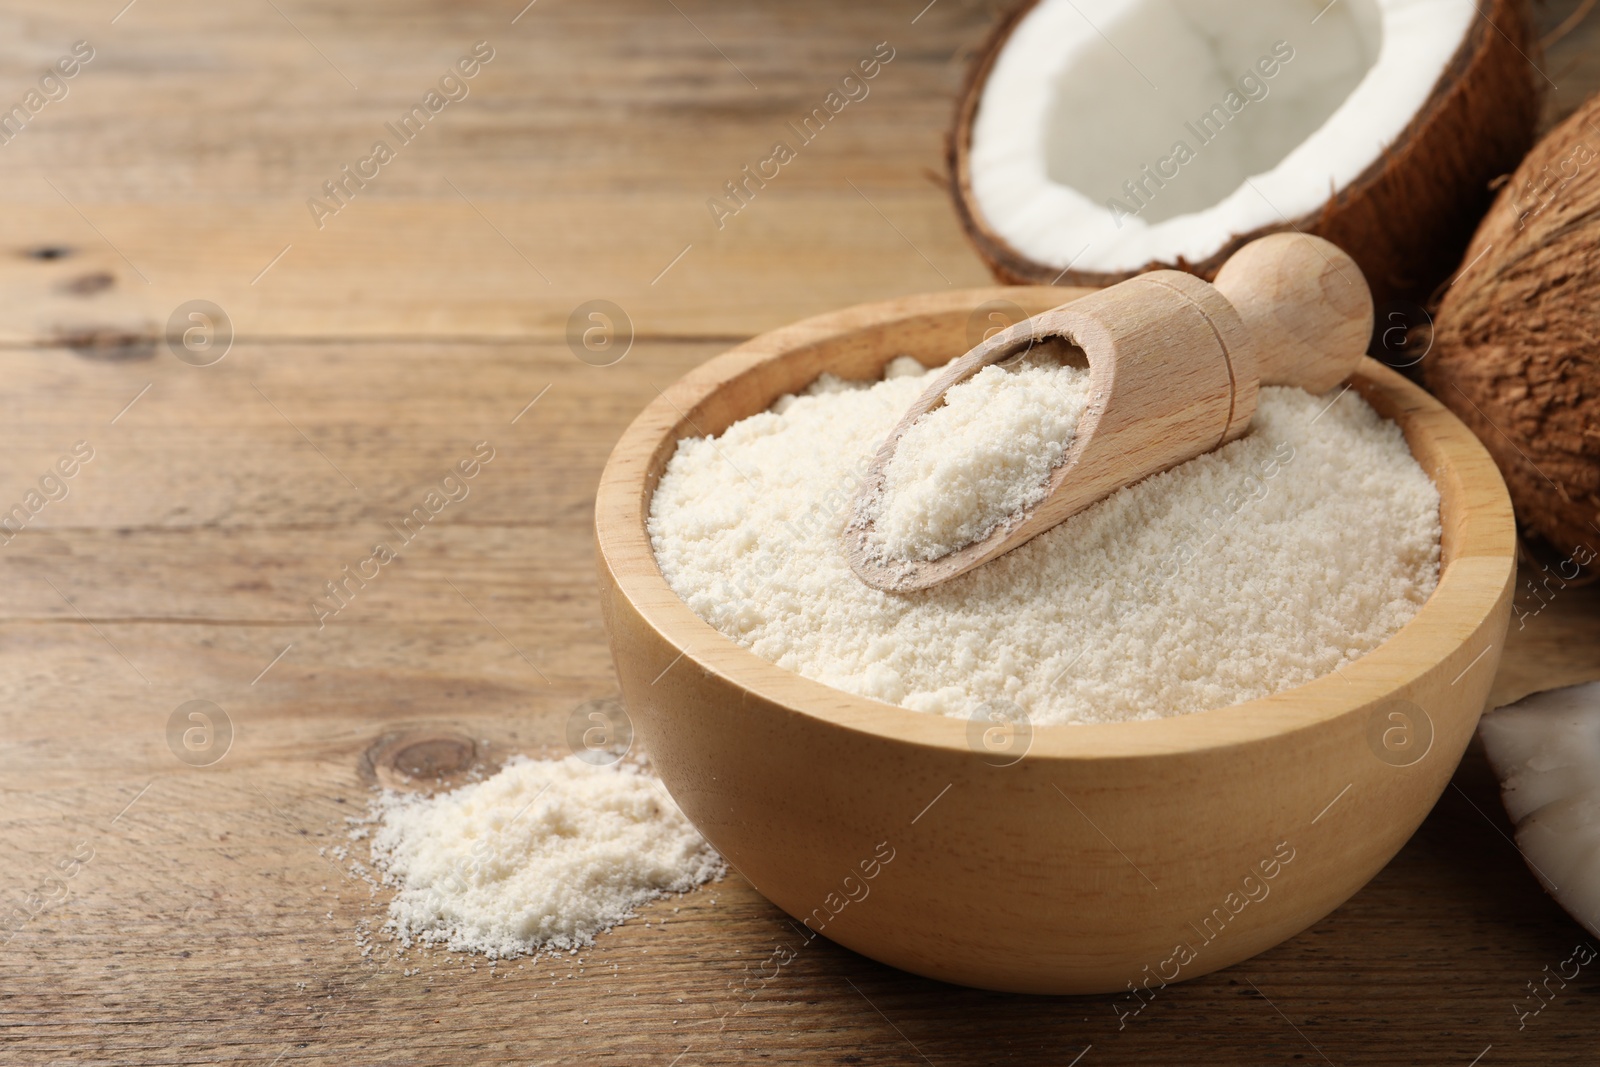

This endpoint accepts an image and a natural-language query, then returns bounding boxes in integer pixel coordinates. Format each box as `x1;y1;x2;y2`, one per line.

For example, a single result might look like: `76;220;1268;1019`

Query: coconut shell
1425;93;1600;565
948;0;1545;308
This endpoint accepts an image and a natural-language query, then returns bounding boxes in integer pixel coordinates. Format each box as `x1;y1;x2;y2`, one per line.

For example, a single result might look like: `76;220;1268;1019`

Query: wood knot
359;728;492;792
59;271;115;296
52;324;156;361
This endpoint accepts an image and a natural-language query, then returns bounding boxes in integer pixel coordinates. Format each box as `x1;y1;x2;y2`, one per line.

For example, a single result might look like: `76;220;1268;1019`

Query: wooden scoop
843;233;1374;592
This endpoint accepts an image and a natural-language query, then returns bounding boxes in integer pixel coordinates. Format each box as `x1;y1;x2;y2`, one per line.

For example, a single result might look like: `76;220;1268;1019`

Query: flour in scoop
868;351;1094;561
370;756;723;959
648;359;1442;725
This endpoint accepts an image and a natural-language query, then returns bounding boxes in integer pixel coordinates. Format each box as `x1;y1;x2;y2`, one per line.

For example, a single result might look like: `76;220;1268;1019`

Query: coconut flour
369;756;723;959
868;351;1094;561
648;358;1442;725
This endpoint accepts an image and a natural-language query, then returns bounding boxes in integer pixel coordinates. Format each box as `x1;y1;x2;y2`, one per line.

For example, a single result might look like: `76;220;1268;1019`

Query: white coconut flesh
968;0;1477;272
1479;682;1600;938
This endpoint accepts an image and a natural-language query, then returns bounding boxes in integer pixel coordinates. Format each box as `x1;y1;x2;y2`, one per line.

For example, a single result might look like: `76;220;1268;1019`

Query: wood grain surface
3;1;1599;1064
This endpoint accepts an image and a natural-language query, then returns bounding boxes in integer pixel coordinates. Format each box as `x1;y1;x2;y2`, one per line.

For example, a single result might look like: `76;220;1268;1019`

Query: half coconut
950;0;1545;306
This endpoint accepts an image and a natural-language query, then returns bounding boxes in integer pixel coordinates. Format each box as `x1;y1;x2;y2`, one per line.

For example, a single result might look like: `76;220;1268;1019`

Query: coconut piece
949;0;1544;307
1480;682;1600;938
1424;92;1600;564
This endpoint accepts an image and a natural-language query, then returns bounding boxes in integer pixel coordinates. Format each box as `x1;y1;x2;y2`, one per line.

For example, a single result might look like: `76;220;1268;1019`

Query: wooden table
4;2;1599;1063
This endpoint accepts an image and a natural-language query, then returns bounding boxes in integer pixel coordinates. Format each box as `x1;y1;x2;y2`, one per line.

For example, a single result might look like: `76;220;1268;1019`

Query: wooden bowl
594;288;1516;995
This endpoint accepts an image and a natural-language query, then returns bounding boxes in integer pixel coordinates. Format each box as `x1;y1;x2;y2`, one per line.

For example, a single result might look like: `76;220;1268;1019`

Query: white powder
369;756;723;959
648;363;1442;725
868;353;1094;561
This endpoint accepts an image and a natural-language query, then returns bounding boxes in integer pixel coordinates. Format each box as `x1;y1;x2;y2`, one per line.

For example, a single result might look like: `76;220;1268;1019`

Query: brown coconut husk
1425;92;1600;570
947;0;1545;308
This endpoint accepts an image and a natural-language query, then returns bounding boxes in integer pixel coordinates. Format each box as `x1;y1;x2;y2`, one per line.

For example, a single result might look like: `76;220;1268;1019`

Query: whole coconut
1426;94;1600;563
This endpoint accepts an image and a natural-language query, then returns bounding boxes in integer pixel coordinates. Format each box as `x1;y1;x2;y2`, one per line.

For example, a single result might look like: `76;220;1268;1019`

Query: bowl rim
595;287;1516;760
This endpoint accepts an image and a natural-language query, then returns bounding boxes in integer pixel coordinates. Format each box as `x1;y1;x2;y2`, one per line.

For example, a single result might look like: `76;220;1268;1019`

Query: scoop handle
1212;233;1373;394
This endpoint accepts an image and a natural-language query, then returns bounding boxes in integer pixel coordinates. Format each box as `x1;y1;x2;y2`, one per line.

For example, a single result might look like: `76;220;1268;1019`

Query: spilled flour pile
369;756;723;958
869;351;1094;561
648;358;1442;724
